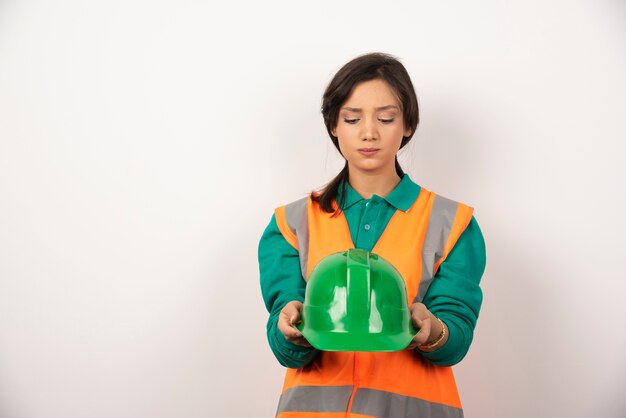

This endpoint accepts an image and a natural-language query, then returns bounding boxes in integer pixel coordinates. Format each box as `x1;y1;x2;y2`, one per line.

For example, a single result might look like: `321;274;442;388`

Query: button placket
362;199;373;232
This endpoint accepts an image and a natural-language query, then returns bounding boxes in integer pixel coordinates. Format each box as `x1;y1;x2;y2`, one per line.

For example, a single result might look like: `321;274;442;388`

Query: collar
337;173;421;212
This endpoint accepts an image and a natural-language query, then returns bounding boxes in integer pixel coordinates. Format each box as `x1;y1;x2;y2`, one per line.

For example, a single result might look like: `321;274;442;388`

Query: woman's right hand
277;301;312;347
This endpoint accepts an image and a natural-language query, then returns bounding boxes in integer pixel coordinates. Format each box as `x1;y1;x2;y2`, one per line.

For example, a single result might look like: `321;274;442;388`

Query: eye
344;118;359;124
380;118;394;124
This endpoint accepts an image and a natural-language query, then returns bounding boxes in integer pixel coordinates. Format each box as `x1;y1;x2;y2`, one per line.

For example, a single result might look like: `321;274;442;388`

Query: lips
358;148;380;156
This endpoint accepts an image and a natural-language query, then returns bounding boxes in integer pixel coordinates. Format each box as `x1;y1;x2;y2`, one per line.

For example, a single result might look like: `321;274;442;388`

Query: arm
418;215;487;366
258;213;319;368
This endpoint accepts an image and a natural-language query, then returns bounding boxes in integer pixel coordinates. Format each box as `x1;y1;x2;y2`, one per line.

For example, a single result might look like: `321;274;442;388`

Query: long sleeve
258;213;319;368
419;215;487;366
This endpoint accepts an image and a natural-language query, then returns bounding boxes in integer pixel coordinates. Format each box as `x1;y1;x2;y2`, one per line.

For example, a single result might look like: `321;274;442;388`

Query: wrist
417;317;448;352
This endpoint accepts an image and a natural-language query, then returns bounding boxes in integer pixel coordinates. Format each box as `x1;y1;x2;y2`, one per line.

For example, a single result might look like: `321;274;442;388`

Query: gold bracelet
417;317;446;350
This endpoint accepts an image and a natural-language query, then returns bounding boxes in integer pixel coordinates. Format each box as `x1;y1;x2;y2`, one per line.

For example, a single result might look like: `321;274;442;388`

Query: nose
362;116;378;141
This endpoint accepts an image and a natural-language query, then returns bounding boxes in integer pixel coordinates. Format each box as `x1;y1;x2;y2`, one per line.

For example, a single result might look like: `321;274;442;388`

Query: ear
404;127;412;137
331;128;337;137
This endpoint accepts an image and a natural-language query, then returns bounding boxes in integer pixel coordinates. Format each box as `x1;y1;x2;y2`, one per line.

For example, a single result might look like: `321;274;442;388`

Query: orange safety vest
273;186;474;418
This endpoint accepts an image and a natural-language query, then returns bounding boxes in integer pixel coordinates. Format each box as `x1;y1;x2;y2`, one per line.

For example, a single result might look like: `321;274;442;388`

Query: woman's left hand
406;302;445;351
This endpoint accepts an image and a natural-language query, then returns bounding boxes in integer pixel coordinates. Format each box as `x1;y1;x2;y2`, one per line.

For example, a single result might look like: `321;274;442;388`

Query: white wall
0;1;624;417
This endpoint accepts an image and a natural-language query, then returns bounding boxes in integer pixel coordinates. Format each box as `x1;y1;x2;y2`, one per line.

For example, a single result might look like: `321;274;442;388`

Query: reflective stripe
275;206;299;249
276;188;472;417
284;197;308;234
276;385;354;414
276;385;463;417
282;192;462;299
284;196;310;280
352;387;464;418
414;194;459;303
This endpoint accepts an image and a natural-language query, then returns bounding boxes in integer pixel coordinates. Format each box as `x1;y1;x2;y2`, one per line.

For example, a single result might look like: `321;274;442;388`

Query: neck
347;165;402;199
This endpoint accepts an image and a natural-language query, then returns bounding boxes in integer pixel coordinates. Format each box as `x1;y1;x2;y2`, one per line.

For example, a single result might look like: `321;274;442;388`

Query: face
331;78;412;176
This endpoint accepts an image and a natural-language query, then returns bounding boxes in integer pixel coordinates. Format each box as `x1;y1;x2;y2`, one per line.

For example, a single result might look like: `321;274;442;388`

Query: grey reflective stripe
276;385;353;415
276;386;463;417
283;196;309;280
351;387;463;418
414;194;460;303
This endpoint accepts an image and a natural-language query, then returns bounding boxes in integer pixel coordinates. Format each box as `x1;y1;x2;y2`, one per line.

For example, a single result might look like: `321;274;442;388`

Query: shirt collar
337;173;421;212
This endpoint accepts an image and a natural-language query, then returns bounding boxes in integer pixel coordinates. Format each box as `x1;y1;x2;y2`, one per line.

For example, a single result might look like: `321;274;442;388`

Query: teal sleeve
258;213;319;368
419;215;487;366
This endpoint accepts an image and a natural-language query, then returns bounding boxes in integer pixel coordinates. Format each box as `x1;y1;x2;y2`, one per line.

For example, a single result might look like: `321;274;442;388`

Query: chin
352;164;386;173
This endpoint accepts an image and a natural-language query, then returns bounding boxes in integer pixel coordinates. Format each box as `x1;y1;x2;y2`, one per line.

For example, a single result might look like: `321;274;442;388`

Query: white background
0;1;625;417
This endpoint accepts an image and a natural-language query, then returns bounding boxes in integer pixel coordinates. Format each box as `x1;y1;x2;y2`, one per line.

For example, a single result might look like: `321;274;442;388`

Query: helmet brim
296;323;419;352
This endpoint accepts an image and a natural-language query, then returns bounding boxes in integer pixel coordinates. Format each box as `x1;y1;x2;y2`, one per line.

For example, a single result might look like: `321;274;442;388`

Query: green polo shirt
258;173;486;368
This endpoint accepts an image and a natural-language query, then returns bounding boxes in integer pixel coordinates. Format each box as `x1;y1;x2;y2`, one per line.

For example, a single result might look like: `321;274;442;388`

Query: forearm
259;213;320;368
266;309;319;368
418;215;486;366
418;313;474;366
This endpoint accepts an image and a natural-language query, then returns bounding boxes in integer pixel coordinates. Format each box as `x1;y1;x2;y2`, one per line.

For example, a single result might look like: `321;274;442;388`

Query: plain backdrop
0;1;625;417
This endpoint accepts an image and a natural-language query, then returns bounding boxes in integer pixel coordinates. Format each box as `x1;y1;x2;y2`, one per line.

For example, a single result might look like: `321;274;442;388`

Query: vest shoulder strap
274;191;474;287
426;192;474;275
274;195;310;279
413;191;474;302
274;195;309;250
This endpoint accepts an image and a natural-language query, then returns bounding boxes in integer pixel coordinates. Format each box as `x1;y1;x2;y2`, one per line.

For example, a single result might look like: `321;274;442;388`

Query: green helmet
296;248;418;352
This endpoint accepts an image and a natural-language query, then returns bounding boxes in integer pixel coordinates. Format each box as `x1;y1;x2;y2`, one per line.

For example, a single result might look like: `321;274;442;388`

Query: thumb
284;301;303;325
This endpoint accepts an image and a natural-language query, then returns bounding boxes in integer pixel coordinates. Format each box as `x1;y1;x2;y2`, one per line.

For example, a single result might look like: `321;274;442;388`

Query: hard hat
296;248;418;352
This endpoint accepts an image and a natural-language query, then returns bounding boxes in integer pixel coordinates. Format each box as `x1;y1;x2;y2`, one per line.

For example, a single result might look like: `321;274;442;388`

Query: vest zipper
345;352;360;417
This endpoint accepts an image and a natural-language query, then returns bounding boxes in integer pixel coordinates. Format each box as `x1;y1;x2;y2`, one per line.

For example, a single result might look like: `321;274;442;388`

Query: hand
277;301;312;348
406;302;445;351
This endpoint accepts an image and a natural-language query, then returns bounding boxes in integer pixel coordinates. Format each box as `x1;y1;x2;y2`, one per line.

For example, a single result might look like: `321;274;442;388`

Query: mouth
358;148;380;156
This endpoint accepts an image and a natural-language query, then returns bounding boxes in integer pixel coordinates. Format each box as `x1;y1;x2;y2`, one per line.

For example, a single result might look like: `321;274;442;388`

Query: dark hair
311;52;420;215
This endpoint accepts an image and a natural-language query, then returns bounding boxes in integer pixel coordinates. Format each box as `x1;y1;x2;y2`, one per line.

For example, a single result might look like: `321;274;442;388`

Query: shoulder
423;187;473;211
280;195;310;215
270;193;314;250
274;194;311;228
429;190;484;259
418;187;475;227
421;187;478;246
275;191;321;211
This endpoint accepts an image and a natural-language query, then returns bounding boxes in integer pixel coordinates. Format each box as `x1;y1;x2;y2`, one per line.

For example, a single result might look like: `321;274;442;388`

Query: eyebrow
340;105;400;112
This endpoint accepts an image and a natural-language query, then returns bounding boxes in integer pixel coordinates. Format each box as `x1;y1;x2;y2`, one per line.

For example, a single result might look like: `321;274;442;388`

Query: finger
410;316;431;347
282;302;303;325
277;301;311;347
278;315;303;338
279;323;312;347
410;303;427;327
291;335;312;348
407;340;419;350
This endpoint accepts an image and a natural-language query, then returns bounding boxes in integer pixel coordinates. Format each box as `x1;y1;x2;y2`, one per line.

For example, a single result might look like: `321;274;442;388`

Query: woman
259;52;486;418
